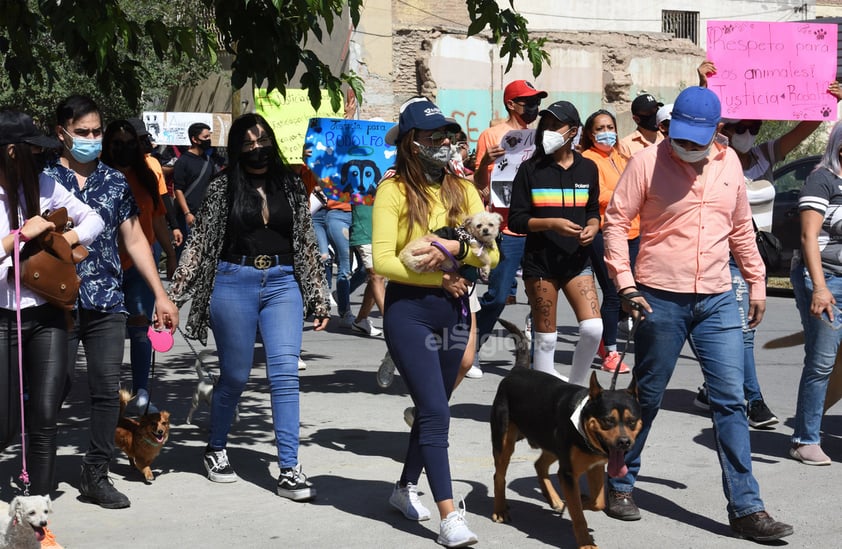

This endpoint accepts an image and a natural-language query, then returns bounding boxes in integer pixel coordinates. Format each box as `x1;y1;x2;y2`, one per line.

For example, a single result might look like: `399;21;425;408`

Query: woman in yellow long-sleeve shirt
373;98;497;548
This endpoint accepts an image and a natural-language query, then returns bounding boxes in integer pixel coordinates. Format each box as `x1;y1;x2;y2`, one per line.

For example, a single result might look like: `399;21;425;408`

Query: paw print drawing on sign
822;106;832;118
497;157;509;171
816;29;827;40
723;24;734;34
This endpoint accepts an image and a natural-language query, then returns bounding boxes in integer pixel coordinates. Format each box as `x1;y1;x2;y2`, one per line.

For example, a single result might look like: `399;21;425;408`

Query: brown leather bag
16;208;88;311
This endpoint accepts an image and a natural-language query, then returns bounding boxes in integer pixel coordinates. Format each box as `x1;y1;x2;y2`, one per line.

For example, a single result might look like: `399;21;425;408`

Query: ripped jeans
730;258;763;404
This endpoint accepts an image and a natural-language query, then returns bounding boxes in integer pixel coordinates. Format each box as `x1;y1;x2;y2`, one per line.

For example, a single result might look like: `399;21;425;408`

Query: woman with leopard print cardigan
168;113;329;498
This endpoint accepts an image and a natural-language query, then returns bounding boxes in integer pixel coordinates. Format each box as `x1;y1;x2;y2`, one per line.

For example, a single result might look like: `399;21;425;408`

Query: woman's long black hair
102;119;161;208
226;113;296;236
0;110;42;229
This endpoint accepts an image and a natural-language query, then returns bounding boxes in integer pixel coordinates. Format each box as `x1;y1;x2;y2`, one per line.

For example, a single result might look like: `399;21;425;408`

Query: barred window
663;10;699;45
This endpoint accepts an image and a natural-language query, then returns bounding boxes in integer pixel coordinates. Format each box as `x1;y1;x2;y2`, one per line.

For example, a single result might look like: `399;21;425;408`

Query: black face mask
241;146;270;170
637;113;659;132
197;138;212;151
520;106;539;124
111;142;138;167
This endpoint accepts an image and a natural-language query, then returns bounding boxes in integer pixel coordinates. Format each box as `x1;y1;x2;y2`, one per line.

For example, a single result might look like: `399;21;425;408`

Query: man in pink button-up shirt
601;86;792;543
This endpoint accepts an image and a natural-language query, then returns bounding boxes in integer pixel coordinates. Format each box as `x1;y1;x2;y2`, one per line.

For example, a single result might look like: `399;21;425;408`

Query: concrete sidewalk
1;285;840;548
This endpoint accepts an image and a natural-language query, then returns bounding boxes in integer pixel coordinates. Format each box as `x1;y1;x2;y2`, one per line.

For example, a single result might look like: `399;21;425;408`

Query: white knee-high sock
532;331;564;379
570;318;603;386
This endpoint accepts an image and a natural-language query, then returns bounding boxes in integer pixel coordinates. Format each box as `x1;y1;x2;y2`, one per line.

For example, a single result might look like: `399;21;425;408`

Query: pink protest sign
706;20;838;121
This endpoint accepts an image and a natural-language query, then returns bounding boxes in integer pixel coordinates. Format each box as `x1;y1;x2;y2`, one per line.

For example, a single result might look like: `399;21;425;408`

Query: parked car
769;155;820;277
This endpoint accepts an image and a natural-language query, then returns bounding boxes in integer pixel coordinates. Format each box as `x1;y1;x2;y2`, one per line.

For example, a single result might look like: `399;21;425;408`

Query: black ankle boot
79;462;130;509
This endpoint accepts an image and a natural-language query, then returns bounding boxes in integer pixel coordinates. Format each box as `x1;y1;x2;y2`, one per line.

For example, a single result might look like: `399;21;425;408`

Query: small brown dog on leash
114;389;170;482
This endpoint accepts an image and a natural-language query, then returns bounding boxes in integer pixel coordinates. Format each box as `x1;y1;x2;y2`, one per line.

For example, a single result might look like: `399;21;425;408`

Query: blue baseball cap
669;87;721;145
385;97;461;145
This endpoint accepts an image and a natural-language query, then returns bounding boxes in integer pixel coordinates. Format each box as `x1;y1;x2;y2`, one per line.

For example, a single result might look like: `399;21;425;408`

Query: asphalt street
1;283;840;548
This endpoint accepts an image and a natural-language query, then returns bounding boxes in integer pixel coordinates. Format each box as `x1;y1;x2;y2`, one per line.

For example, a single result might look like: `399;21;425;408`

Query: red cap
503;80;548;104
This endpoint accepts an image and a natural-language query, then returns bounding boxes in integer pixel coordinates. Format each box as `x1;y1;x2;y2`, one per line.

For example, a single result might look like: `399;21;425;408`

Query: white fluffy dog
400;211;502;277
0;495;52;549
187;350;240;425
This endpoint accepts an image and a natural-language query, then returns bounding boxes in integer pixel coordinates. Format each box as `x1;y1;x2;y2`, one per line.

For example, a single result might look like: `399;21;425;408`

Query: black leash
612;291;646;390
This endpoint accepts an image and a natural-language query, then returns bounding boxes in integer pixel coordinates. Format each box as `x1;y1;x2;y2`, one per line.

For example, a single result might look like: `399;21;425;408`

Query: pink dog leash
11;228;31;494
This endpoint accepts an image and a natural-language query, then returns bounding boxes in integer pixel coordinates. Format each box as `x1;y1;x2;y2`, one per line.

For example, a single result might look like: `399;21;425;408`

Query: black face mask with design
241;146;270;170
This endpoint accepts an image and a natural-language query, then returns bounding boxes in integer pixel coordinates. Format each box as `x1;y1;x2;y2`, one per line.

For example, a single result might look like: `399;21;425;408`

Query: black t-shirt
173;150;216;212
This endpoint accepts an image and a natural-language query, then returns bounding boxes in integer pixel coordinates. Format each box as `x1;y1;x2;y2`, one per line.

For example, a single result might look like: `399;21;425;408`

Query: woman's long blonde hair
393;128;470;232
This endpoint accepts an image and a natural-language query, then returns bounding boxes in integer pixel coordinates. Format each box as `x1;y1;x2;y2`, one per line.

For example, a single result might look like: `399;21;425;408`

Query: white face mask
730;131;756;153
542;129;573;154
671;139;712;164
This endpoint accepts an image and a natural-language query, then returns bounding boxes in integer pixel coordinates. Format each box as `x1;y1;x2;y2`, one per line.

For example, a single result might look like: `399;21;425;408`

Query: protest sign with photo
490;129;536;208
141;112;231;146
305;118;397;205
706;20;838;121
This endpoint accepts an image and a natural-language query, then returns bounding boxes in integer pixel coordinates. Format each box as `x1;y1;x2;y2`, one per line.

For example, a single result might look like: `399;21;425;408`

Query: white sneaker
298;358;307;370
465;359;483;379
351;317;382;336
339;310;356;328
437;501;478;547
389;481;431;521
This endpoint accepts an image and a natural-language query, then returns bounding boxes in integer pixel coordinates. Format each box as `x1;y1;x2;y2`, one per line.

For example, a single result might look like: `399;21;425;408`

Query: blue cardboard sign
304;118;397;205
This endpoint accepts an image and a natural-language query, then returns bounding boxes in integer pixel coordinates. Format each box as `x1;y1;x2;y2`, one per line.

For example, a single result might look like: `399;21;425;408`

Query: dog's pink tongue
35;526;45;542
608;448;628;478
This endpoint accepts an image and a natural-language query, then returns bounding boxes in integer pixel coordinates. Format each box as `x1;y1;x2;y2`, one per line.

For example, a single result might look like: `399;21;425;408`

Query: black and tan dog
115;389;171;482
491;369;641;548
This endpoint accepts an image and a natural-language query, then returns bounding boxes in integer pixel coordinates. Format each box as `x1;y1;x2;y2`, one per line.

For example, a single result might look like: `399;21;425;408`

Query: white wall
511;0;814;49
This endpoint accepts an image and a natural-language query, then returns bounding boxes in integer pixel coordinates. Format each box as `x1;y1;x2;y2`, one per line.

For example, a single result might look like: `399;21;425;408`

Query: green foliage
0;0;548;116
0;0;218;127
758;121;829;167
465;0;550;77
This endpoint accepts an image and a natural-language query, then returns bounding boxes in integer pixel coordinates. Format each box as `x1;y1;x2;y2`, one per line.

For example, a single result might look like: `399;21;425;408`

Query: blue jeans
123;265;155;393
67;309;128;465
208;261;303;468
311;208;332;288
591;232;639;348
477;234;526;346
607;285;764;519
790;261;842;445
326;209;367;314
729;259;762;403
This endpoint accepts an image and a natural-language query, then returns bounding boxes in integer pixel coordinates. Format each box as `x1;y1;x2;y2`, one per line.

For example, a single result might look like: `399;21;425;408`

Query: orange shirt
120;157;167;270
581;147;640;239
603;140;765;300
617;129;663;160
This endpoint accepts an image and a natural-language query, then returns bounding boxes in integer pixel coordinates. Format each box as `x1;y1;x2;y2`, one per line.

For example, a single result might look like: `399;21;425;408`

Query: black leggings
383;283;468;503
0;304;68;496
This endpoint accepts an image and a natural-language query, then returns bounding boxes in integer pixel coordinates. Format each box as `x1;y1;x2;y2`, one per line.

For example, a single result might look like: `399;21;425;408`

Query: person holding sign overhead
694;60;842;429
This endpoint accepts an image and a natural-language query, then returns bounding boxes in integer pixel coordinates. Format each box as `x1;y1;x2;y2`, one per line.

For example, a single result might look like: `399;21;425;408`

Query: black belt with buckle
221;253;294;269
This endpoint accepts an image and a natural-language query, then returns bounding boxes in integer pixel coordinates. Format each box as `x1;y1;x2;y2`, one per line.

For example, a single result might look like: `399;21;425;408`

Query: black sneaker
747;399;779;429
277;464;316;501
693;386;710;411
204;448;238;483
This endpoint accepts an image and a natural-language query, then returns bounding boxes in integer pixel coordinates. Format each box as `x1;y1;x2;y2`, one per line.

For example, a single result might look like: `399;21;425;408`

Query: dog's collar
570;395;602;454
141;435;163;447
